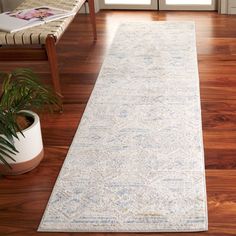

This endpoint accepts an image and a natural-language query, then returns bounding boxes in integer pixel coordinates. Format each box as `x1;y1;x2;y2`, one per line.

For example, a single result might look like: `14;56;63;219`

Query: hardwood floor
1;10;236;235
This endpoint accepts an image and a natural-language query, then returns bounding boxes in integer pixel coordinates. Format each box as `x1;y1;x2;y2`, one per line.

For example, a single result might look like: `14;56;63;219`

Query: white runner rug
38;22;208;232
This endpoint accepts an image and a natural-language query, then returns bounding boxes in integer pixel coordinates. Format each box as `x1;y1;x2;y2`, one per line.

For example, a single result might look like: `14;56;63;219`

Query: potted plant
0;68;62;175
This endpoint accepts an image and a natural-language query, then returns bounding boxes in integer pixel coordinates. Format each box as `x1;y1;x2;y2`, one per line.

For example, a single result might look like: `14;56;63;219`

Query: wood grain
0;10;236;235
45;35;62;95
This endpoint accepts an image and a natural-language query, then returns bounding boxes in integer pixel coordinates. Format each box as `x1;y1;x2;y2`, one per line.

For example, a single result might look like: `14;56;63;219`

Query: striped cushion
0;0;86;45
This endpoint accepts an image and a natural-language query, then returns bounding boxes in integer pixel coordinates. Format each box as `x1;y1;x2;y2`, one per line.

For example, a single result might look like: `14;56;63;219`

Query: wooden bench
0;0;97;95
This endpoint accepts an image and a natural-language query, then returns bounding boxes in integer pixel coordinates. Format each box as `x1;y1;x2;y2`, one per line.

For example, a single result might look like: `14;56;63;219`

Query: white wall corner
219;0;228;14
79;1;100;14
0;0;100;14
1;0;24;11
228;0;236;14
94;0;100;12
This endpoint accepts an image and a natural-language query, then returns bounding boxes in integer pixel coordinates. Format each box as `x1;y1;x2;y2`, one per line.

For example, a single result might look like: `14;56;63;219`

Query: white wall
219;0;236;14
227;0;236;14
0;0;100;13
1;0;24;11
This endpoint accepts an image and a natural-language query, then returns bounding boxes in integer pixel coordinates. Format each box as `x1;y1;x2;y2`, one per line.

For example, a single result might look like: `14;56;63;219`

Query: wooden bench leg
45;35;62;95
88;0;97;40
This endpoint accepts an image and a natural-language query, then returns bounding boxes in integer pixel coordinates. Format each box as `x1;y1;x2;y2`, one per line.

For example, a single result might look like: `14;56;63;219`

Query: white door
159;0;217;11
99;0;158;10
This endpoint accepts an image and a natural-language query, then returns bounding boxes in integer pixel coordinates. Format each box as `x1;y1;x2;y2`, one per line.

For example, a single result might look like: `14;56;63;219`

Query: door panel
159;0;217;11
99;0;158;10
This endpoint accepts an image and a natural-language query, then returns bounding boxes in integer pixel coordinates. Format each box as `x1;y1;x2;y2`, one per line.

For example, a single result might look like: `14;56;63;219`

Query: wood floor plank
0;171;236;236
0;10;236;235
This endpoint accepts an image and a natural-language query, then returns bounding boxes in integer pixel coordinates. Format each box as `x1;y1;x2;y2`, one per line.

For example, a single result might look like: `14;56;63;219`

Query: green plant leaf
0;155;12;169
0;68;62;170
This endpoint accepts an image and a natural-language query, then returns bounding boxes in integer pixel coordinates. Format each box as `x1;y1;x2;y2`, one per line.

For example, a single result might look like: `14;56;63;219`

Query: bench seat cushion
0;0;86;45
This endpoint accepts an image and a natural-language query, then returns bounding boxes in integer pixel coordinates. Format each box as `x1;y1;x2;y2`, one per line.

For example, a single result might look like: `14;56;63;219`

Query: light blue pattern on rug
38;21;208;232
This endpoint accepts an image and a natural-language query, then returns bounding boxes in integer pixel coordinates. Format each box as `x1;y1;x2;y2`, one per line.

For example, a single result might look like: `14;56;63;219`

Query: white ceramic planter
0;111;44;175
